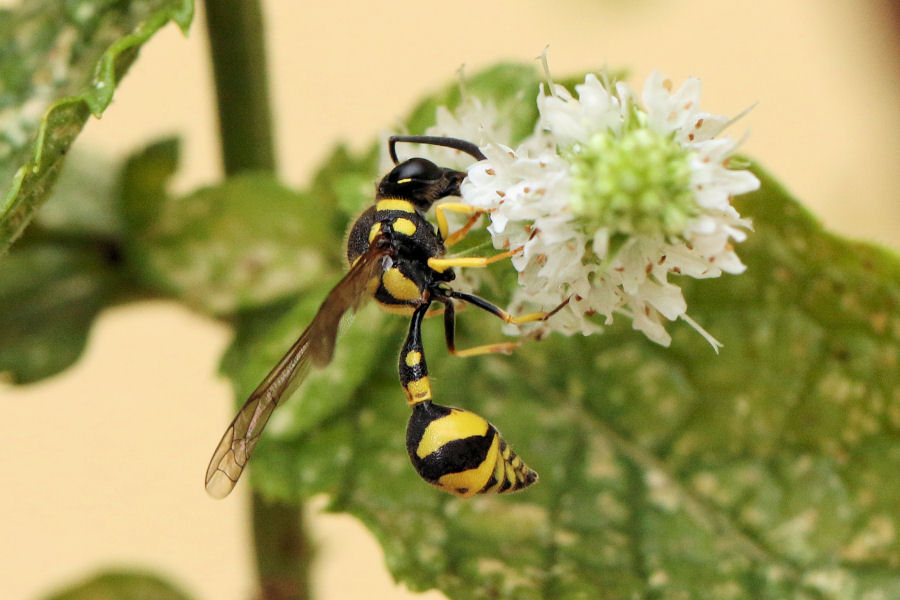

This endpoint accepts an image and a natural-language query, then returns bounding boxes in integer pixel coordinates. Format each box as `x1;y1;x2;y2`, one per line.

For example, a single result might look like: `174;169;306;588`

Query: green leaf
121;140;340;315
40;569;194;600
32;147;123;239
403;63;619;147
0;140;171;385
0;239;116;383
0;144;135;384
232;65;900;599
404;63;544;145
119;137;180;234
308;142;379;229
0;0;194;254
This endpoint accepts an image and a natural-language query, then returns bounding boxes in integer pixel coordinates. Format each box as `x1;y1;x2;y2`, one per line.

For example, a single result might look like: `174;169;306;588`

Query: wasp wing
205;243;391;498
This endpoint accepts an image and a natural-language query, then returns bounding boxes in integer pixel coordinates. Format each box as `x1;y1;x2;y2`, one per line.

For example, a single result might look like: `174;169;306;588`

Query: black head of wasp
205;135;566;499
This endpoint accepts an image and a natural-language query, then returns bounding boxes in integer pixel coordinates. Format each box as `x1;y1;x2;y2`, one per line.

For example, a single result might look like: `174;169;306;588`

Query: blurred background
2;1;898;599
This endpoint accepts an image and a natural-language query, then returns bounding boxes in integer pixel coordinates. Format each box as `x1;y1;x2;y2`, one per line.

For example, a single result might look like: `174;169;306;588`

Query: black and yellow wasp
205;136;561;499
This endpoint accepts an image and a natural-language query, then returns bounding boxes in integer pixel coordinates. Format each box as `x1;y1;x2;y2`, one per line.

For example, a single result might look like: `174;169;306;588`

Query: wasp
205;136;563;499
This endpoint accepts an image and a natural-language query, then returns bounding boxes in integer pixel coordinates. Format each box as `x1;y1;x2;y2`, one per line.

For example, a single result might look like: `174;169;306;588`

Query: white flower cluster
422;70;758;348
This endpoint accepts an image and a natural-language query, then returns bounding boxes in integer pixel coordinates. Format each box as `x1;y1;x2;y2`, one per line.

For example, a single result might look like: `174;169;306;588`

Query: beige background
2;1;898;599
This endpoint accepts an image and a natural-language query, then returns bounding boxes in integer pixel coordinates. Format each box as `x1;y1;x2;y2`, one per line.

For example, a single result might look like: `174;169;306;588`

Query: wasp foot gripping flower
422;69;758;349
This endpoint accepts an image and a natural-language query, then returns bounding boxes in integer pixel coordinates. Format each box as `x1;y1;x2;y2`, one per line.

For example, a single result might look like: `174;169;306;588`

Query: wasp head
377;158;466;210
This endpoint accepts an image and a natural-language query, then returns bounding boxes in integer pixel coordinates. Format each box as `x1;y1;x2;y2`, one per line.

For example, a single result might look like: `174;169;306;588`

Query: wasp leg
435;202;486;247
451;290;569;324
441;299;521;357
399;302;434;406
427;246;522;273
440;292;570;358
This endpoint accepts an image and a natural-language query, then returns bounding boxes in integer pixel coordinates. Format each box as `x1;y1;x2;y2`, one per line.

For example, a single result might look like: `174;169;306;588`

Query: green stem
252;493;314;600
203;0;276;174
202;2;311;599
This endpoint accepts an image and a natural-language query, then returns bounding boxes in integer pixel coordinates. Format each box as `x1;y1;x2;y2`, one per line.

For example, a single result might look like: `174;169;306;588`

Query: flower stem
202;2;311;599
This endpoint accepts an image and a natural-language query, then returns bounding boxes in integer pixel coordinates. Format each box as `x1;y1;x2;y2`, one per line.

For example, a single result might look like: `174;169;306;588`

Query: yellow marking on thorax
368;222;382;243
392;217;417;237
405;376;432;405
376;199;416;213
417;409;489;458
382;267;421;301
405;351;422;367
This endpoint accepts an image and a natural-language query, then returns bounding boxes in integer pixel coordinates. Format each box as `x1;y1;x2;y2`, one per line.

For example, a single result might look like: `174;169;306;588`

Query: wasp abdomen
406;401;537;497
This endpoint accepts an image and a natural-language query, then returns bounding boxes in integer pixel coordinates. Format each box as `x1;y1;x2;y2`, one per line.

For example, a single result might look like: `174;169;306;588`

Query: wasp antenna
388;135;486;164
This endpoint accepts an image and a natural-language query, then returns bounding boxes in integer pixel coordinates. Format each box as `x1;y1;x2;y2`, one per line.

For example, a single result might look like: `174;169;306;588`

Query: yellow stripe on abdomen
416;408;489;459
436;435;500;498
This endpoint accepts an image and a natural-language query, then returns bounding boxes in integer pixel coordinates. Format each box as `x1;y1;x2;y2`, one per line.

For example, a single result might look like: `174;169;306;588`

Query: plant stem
252;494;314;600
203;0;276;174
202;2;311;599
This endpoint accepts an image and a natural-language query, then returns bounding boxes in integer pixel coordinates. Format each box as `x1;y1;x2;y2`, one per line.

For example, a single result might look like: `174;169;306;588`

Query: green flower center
567;128;696;239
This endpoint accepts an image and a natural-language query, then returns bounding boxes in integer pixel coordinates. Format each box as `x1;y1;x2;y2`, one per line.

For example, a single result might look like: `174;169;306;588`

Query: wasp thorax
406;401;537;497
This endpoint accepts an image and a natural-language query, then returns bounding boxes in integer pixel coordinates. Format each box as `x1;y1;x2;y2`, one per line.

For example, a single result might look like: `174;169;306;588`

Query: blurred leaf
229;65;900;599
219;282;395;496
40;569;193;600
0;142;152;384
0;238;117;384
404;63;616;147
404;63;543;145
0;139;176;385
33;147;123;238
121;140;339;315
308;142;379;230
119;137;179;233
0;0;193;254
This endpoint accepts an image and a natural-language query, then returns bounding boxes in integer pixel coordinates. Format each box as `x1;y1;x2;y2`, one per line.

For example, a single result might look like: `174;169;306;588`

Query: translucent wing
205;243;392;498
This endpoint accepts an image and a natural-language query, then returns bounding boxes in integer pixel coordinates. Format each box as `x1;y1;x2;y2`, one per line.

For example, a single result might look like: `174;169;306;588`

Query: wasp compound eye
406;402;538;497
390;157;443;184
377;158;464;209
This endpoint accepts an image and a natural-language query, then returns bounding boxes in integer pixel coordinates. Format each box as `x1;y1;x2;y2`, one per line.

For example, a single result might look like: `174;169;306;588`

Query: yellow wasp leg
442;212;483;247
427;247;521;273
436;202;502;247
435;202;484;242
449;340;523;358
